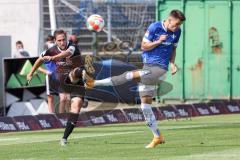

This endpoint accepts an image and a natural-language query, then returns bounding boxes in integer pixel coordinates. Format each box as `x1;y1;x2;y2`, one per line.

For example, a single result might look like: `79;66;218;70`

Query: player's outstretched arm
27;57;44;81
51;50;72;61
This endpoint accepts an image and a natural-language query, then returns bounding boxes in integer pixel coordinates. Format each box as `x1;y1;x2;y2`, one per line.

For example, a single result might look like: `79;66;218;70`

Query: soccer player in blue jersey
69;10;186;148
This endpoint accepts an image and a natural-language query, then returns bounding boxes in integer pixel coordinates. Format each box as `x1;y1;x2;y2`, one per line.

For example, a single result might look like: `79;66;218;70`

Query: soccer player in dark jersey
69;10;186;148
27;29;92;146
37;35;70;114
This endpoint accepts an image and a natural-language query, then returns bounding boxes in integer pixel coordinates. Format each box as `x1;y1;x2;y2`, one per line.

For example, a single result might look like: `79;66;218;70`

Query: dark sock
62;113;79;140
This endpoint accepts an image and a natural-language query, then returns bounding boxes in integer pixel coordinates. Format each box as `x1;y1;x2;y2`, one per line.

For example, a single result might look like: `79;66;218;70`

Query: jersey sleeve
143;23;156;42
40;50;47;57
173;29;181;47
41;46;58;57
66;45;75;55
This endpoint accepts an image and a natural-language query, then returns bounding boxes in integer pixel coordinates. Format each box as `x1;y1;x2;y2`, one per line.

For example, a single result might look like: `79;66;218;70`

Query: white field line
0;138;20;141
1;122;238;145
163;124;224;130
0;131;143;145
160;148;240;160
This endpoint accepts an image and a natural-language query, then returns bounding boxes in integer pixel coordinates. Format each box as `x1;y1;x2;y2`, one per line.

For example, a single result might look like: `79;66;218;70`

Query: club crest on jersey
171;34;176;39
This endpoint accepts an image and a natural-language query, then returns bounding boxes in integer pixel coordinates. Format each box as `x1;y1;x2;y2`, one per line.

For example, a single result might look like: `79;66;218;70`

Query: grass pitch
0;114;240;160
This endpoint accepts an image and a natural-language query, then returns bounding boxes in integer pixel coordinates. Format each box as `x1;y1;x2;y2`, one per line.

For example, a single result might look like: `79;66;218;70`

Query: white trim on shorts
138;72;167;97
46;75;50;95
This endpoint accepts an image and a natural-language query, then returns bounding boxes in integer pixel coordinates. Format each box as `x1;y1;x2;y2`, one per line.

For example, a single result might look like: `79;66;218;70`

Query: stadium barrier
0;100;240;132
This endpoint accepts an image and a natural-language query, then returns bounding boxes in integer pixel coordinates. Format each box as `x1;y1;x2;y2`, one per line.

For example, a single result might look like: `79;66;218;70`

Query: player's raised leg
68;54;96;86
82;69;152;89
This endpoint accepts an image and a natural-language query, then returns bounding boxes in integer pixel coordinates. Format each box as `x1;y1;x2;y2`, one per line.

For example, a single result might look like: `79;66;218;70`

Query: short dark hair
71;33;78;36
53;29;67;39
16;41;23;45
169;10;186;21
46;35;54;41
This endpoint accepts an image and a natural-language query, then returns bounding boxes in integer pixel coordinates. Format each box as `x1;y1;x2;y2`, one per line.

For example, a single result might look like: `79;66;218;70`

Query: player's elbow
64;52;73;58
141;46;150;51
141;41;150;51
38;57;44;63
141;44;147;51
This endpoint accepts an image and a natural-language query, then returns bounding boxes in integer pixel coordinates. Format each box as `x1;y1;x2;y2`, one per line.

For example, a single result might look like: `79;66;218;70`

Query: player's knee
59;99;65;104
70;105;80;113
70;97;83;113
111;71;131;85
141;96;152;104
146;122;153;127
112;72;125;84
71;97;83;104
59;94;68;102
59;98;67;104
146;120;157;128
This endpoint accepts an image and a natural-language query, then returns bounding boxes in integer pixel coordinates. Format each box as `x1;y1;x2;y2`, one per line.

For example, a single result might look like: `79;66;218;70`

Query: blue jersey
142;21;181;70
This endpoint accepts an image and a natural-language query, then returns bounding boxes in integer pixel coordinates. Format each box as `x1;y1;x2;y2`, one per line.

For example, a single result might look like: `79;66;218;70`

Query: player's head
69;33;78;45
166;10;186;32
46;35;54;43
16;41;24;50
45;35;55;49
54;29;67;50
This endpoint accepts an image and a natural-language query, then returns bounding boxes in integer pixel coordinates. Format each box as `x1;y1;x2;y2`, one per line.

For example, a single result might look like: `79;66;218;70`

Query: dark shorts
46;72;86;98
46;74;61;96
59;72;86;98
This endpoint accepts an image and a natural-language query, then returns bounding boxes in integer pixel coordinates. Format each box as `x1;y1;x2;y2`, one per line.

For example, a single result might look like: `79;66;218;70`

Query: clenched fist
156;34;168;44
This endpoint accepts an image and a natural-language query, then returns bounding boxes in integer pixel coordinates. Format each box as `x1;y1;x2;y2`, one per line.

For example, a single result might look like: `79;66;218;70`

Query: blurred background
0;0;239;117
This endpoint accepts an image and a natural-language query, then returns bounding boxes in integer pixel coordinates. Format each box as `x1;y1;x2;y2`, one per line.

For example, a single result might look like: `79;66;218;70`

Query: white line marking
0;131;144;146
161;148;240;160
0;138;20;141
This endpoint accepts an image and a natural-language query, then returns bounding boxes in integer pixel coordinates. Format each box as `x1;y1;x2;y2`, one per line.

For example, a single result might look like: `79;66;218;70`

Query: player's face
167;16;183;32
70;35;78;44
16;44;23;50
55;34;67;50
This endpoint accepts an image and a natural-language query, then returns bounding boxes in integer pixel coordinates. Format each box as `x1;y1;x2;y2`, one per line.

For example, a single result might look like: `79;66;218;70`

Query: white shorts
138;64;167;97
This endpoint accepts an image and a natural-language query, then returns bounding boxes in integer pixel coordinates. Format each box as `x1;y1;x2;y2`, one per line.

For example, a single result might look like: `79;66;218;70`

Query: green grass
0;114;240;160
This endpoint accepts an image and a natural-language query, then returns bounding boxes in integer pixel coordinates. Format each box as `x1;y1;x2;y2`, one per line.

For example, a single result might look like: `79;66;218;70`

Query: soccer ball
86;14;105;32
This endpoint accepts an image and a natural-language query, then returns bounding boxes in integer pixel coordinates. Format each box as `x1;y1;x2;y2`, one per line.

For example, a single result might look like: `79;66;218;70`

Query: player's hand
45;71;52;75
42;56;52;61
156;34;168;44
170;63;178;75
27;73;33;84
